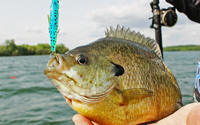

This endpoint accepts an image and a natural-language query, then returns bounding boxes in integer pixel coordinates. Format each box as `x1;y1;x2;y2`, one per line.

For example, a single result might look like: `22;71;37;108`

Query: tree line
0;39;69;56
1;40;200;56
163;45;200;51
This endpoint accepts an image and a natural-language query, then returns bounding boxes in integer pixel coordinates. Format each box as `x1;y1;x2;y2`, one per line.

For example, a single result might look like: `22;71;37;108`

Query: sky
1;0;200;50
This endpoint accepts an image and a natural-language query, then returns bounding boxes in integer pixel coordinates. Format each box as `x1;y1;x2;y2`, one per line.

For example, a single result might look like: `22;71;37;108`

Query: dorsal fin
105;25;162;59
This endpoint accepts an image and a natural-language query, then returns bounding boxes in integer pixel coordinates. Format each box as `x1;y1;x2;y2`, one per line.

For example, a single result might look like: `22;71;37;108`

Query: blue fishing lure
48;0;59;54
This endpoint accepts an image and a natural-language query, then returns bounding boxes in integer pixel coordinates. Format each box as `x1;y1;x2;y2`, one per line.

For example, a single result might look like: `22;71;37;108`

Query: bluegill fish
44;25;182;125
48;0;59;54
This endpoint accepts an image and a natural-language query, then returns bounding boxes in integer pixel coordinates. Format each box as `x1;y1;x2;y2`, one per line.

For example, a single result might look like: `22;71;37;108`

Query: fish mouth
46;75;111;104
44;54;77;100
44;54;113;104
45;54;65;68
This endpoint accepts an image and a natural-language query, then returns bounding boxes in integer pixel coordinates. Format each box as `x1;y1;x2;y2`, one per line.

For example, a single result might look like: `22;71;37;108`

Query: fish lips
44;55;87;105
46;54;64;68
44;54;73;98
44;68;74;107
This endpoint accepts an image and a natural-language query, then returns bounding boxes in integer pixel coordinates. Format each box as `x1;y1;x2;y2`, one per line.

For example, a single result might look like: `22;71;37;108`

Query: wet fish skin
44;26;182;125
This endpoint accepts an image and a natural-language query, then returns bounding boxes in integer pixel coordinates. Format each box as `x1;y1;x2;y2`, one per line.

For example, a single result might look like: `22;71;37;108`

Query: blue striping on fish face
49;0;59;53
194;61;200;92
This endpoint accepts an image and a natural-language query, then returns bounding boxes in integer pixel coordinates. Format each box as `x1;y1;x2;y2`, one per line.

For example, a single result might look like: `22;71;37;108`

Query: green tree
56;44;69;54
0;40;69;56
3;39;18;55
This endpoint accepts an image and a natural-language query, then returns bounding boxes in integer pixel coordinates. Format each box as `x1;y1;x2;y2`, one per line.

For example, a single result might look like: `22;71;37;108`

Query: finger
150;103;200;125
72;114;94;125
91;121;100;125
186;104;200;125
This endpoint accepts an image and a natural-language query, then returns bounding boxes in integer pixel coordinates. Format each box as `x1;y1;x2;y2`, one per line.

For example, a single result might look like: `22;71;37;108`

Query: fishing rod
149;0;177;58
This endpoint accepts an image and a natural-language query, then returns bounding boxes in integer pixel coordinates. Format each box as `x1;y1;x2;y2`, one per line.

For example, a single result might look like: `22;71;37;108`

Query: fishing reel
160;7;177;27
149;0;178;58
150;2;178;28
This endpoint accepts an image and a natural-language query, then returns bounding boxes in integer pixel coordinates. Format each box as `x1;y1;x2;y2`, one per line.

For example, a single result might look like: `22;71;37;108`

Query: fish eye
77;56;88;65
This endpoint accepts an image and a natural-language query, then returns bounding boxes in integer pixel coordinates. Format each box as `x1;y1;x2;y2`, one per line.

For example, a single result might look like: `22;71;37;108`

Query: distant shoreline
163;45;200;51
0;40;69;56
1;40;200;56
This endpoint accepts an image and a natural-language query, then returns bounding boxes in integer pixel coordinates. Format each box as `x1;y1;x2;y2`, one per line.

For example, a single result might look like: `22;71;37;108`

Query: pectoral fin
115;88;154;106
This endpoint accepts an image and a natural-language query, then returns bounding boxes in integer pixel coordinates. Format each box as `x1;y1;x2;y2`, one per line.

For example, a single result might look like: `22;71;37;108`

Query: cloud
24;26;42;33
85;0;195;30
85;1;152;28
12;35;23;40
83;0;200;48
162;23;200;47
58;30;67;36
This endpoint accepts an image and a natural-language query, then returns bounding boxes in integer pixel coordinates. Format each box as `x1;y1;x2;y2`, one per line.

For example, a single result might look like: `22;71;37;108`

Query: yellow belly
72;89;178;125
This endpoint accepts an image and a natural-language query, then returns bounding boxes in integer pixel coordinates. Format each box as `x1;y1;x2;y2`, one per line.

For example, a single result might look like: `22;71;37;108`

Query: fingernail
72;115;80;125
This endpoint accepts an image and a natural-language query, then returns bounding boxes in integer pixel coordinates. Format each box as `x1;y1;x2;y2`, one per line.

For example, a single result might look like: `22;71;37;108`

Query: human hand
72;103;200;125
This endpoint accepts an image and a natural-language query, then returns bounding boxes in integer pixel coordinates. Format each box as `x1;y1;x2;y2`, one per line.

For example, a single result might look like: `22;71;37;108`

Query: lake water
0;51;200;125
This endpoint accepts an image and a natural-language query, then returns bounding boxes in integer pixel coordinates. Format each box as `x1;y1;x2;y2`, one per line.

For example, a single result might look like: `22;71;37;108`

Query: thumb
72;114;94;125
186;104;200;125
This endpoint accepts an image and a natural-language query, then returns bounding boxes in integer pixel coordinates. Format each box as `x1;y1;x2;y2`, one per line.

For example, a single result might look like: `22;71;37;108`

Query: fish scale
44;25;182;125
